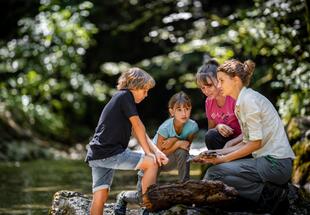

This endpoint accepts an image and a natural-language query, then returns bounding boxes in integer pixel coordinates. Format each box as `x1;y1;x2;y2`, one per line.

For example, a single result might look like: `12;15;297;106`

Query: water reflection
0;156;202;214
0;160;93;214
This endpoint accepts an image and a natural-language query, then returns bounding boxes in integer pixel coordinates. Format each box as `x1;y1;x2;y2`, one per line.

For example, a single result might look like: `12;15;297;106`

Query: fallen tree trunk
50;183;309;214
145;179;238;212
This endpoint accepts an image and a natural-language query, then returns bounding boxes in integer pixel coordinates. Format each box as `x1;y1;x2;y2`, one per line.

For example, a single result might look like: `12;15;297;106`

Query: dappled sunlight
0;209;27;215
14;204;49;210
0;0;308;214
22;186;63;192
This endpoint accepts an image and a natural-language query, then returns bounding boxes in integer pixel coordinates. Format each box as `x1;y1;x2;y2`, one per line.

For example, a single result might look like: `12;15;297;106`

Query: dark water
0;142;205;215
0;160;140;214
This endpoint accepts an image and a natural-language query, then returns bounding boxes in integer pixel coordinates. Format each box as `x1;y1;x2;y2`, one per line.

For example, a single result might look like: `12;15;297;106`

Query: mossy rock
292;139;310;188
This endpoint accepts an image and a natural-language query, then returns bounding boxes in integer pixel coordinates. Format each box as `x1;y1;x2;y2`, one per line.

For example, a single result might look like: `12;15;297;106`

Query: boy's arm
146;134;169;165
129;115;153;155
130;115;168;165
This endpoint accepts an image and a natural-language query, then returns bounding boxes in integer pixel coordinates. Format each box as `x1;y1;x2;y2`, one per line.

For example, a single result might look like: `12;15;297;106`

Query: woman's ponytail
217;59;255;87
243;60;255;86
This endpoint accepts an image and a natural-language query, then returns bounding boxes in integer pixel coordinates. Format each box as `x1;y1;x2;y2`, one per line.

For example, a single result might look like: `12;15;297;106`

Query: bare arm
158;136;178;151
146;133;169;165
130;116;168;165
157;135;179;156
223;133;243;148
187;133;196;143
162;142;183;156
204;140;262;164
129;115;152;154
208;119;216;129
146;133;164;154
224;140;261;162
214;141;245;155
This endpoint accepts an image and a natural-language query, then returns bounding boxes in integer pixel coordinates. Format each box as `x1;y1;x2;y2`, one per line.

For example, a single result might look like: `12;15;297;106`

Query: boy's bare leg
137;155;158;206
90;189;109;215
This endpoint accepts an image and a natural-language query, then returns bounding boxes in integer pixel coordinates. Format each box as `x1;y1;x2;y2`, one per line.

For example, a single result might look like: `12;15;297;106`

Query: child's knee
175;148;189;159
139;155;158;170
205;129;217;145
204;165;224;180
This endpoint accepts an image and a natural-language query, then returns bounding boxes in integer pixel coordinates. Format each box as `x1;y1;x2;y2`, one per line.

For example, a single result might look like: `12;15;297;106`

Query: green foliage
3;141;53;161
287;118;302;142
0;0;309;160
0;1;98;143
293;138;310;186
178;0;310;128
100;0;309;133
221;0;310;125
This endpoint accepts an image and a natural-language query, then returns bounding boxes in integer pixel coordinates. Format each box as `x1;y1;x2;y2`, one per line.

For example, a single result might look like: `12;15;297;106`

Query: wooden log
49;183;309;215
145;179;238;212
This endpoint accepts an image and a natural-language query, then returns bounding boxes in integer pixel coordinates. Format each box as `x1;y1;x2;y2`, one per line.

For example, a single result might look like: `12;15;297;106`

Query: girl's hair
196;58;219;87
168;91;192;109
117;67;155;90
217;59;255;87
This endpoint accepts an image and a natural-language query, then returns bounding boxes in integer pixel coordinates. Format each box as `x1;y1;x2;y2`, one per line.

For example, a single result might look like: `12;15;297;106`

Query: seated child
115;91;199;215
196;58;242;150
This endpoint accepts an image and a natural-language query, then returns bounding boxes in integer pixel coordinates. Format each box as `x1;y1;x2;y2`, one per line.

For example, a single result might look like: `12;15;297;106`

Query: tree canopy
0;0;309;161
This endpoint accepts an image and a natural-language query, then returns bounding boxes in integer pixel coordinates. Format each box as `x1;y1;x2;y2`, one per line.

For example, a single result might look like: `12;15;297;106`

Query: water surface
0;160;202;214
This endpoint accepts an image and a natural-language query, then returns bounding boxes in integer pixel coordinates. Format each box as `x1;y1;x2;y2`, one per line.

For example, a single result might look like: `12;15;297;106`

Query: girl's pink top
205;96;241;137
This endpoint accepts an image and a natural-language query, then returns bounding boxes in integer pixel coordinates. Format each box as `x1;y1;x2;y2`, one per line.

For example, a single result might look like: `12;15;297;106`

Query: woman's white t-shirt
235;87;295;159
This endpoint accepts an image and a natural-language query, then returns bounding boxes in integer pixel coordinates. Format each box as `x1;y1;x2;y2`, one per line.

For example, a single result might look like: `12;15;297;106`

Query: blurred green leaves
0;1;98;143
0;0;309;160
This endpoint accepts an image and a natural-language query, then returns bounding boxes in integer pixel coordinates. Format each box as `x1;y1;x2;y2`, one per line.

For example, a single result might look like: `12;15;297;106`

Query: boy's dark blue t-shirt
85;89;138;161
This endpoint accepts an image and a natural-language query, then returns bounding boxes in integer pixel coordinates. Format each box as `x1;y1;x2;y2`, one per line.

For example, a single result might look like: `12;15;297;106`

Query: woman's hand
202;154;227;165
216;124;234;137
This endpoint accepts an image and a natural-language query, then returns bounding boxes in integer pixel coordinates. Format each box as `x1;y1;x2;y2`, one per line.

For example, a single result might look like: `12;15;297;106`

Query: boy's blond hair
117;67;155;90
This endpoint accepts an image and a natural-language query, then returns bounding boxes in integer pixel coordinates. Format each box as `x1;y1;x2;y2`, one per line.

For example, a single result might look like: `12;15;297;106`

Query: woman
203;59;295;214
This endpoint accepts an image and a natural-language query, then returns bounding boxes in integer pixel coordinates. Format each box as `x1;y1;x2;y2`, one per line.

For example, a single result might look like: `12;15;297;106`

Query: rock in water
145;180;238;212
49;190;139;215
49;190;91;214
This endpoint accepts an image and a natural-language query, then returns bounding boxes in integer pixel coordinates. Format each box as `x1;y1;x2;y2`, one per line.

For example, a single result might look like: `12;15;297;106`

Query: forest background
0;0;309;189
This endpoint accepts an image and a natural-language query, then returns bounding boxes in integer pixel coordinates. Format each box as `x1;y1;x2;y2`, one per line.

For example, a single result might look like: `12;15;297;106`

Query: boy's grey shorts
88;149;144;193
